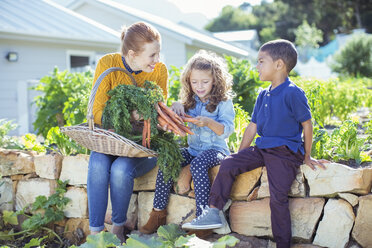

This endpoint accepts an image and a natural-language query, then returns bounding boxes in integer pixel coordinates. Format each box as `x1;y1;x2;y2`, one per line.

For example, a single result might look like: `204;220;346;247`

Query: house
63;0;249;67
0;0;249;135
0;0;120;135
213;29;260;60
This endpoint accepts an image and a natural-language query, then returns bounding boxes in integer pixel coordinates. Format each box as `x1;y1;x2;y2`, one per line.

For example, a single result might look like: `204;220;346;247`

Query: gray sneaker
182;206;222;230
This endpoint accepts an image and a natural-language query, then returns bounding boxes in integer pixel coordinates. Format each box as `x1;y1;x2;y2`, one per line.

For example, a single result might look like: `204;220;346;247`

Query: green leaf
24;236;47;248
0;229;14;241
122;234;164;248
2;210;18;225
157;224;186;243
174;234;212;248
212;235;240;248
80;232;121;248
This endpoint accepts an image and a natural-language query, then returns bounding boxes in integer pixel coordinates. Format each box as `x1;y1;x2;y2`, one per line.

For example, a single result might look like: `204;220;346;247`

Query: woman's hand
171;102;185;116
130;110;143;121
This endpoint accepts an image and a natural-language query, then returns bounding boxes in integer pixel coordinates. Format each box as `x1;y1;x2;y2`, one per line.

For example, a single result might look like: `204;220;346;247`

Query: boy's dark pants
209;146;304;248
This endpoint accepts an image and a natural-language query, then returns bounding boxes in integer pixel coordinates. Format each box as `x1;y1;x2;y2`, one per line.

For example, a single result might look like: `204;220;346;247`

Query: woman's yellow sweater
92;53;168;125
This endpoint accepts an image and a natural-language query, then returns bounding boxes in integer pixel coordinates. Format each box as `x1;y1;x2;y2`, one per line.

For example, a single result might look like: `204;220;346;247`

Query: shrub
225;55;268;114
331;33;372;77
32;67;92;138
294;77;372;126
0;119;22;149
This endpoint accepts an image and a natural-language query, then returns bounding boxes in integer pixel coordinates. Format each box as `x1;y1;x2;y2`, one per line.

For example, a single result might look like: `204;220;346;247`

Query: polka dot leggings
153;148;226;216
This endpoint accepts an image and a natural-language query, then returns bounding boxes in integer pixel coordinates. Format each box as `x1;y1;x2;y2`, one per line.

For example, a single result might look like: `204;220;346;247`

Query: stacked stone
1;148;371;247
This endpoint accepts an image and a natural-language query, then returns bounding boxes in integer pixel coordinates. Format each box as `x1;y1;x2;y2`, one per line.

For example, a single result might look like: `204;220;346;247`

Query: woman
88;21;168;242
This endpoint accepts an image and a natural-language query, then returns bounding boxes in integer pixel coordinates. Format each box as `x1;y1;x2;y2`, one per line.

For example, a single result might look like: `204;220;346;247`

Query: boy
182;39;327;248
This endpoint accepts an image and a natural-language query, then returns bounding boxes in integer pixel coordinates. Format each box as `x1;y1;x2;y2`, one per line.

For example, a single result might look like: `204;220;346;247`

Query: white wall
295;57;337;80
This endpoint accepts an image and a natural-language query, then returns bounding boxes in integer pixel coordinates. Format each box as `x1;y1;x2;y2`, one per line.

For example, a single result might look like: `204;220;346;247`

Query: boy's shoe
182;206;222;230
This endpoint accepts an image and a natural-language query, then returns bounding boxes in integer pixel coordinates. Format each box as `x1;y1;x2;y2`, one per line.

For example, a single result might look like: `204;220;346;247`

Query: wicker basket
60;67;157;157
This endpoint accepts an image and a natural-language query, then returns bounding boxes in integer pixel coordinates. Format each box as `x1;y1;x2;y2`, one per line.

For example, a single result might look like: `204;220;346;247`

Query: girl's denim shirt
187;96;235;156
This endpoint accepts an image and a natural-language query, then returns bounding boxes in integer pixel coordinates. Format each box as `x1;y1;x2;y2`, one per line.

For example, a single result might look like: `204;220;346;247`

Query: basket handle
87;67;137;130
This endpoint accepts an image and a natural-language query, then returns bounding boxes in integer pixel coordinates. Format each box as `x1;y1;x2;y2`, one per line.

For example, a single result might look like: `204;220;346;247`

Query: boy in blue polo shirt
182;39;327;248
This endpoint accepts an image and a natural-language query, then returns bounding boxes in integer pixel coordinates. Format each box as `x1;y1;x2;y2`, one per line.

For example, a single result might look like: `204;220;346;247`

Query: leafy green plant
0;119;22;149
45;126;88;156
23;236;47;248
225;55;268;115
167;65;182;106
32;67;92;138
0;180;70;246
312;119;371;165
21;133;46;153
329;120;369;164
74;224;239;248
311;125;331;160
295;77;372;126
228;104;251;153
363;115;372;143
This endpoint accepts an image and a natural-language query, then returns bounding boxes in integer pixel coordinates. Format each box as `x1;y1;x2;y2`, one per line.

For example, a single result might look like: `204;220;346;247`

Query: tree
204;0;372;46
294;20;324;62
331;34;372;77
204;5;257;32
294;20;323;48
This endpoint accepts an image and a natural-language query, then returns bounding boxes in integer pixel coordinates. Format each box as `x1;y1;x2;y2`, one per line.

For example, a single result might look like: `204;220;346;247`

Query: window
67;51;95;72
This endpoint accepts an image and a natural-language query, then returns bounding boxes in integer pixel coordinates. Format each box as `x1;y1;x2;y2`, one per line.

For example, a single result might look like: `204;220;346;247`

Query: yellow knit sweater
92;53;168;125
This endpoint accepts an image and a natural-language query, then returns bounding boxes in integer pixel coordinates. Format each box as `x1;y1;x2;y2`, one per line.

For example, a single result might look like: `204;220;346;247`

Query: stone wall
1;149;372;247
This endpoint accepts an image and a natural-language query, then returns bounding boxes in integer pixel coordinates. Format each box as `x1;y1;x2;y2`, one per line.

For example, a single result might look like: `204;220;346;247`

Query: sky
167;0;263;19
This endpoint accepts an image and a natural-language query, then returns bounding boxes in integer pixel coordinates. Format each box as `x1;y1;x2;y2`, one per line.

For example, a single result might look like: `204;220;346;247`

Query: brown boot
187;229;213;239
139;208;167;234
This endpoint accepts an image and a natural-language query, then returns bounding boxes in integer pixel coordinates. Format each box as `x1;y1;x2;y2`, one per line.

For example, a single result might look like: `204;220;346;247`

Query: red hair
120;22;161;56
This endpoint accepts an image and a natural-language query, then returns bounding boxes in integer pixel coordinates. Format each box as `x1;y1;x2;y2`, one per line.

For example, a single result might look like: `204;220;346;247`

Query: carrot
142;120;147;147
157;115;168;127
147;119;151;148
181;117;198;124
157;115;186;136
178;124;194;135
156;104;184;135
158;101;183;125
183;114;193;118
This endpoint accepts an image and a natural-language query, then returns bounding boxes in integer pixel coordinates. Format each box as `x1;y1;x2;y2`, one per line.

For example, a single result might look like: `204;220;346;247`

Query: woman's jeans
87;151;157;231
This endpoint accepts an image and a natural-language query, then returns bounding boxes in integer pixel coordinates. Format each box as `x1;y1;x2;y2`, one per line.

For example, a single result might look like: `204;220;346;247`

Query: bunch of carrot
141;102;198;149
156;101;198;136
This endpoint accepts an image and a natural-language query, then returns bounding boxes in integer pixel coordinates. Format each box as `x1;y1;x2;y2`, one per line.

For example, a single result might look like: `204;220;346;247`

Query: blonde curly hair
179;50;234;113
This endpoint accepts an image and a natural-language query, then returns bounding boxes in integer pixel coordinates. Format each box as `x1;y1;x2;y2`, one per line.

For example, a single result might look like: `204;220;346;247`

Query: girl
88;21;168;242
140;50;235;234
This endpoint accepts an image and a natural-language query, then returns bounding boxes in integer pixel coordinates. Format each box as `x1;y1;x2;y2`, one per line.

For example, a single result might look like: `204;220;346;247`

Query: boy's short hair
259;39;297;73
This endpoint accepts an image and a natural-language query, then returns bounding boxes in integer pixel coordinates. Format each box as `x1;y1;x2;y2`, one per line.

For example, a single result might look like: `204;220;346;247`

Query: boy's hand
193;116;210;127
171;102;185;116
304;156;328;171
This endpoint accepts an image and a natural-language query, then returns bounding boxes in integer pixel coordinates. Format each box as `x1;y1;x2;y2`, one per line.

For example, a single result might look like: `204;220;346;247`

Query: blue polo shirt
251;78;311;154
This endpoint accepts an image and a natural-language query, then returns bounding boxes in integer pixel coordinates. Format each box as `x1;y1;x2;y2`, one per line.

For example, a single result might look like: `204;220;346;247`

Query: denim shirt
187;96;235;156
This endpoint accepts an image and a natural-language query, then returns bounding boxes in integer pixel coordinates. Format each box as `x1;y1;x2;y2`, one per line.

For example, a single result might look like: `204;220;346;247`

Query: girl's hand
171;102;185;116
193;116;210;127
